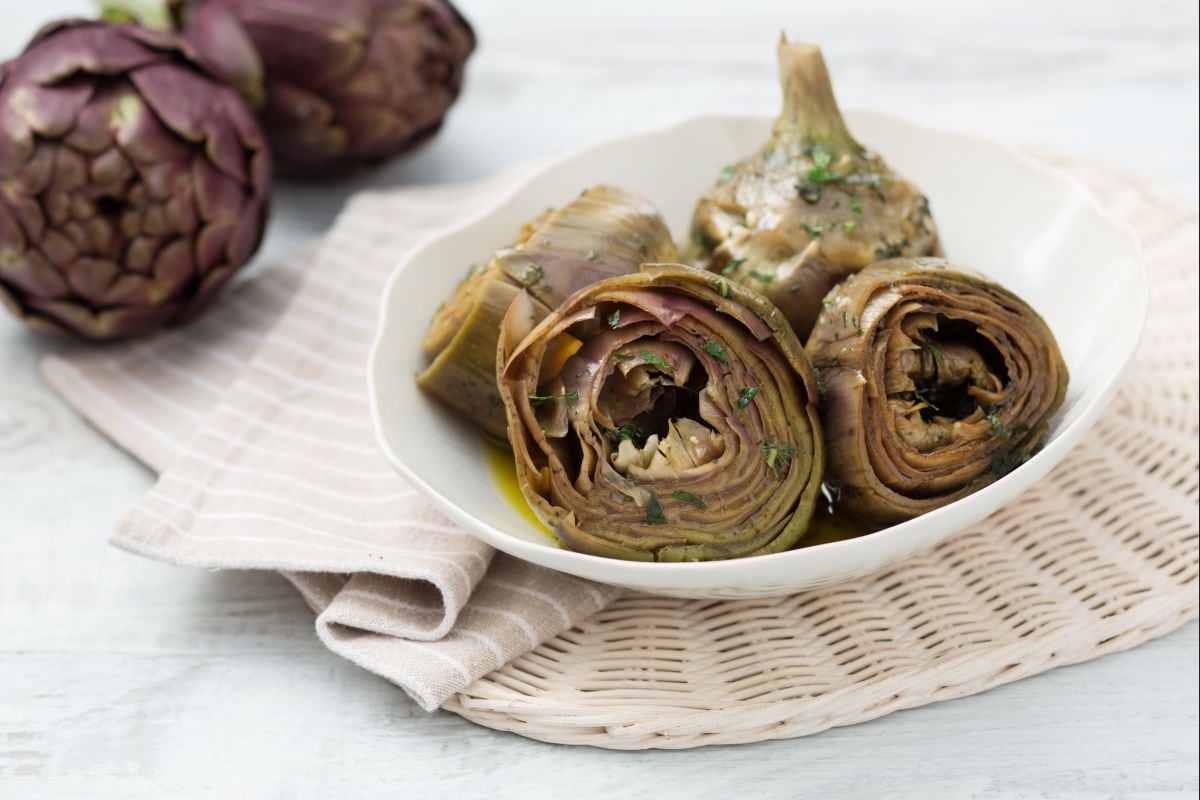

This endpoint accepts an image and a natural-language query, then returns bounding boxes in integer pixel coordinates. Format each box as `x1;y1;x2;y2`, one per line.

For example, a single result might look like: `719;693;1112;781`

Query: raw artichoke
686;40;939;339
130;0;476;175
806;257;1069;525
499;264;824;562
418;185;679;441
0;20;270;340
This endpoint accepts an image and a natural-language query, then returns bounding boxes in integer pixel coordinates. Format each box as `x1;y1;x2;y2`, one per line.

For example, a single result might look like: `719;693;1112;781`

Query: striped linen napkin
40;167;621;711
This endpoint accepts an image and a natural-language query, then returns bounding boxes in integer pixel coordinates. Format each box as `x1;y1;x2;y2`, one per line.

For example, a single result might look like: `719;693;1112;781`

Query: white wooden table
2;1;1197;796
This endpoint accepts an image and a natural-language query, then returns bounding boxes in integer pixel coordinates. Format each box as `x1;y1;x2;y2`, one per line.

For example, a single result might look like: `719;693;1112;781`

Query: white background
2;0;1197;796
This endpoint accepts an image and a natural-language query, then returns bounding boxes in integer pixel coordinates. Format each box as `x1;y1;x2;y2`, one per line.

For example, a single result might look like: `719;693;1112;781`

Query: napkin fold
41;167;620;711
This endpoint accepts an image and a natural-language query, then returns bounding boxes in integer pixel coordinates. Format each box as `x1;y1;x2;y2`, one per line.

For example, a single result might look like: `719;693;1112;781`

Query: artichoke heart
806;257;1069;525
686;38;939;339
499;264;824;562
417;185;678;441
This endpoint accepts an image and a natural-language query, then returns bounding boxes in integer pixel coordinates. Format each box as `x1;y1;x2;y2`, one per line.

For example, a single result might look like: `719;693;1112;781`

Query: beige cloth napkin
41;166;621;711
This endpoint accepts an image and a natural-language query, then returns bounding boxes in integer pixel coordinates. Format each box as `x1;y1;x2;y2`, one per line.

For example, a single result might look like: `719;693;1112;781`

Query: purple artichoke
0;20;270;340
168;0;475;175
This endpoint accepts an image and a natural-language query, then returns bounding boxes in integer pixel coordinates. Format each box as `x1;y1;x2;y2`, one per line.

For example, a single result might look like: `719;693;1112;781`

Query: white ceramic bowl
368;112;1147;599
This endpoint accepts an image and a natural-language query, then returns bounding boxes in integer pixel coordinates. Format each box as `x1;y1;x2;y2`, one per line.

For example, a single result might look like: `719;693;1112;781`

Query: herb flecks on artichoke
418;185;678;441
806;257;1069;525
0;20;270;340
499;264;824;562
687;39;938;339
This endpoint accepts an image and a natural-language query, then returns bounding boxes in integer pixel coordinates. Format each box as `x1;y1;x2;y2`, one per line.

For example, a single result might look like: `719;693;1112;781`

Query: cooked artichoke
418;185;678;441
0;20;270;340
806;257;1069;525
498;264;824;562
686;40;938;339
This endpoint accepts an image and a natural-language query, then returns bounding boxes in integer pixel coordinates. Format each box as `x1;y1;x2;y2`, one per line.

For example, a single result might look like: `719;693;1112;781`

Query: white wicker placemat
442;156;1200;749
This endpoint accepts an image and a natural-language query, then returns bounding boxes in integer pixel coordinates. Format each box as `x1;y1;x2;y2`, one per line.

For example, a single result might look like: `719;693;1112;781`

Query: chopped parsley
912;387;939;411
806;143;839;184
761;440;797;481
639;350;671;370
644;493;668;525
842;220;857;233
737;386;759;409
924;340;944;368
521;262;544;287
701;341;729;363
987;412;1007;439
603;424;645;446
799;222;824;238
607;309;621;328
672;490;708;511
528;390;579;405
747;270;775;284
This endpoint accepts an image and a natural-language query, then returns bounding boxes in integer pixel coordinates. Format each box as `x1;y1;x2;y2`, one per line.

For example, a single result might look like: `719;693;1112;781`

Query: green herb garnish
924;340;944;368
722;258;747;275
800;222;824;238
987;412;1007;439
737;386;759;409
761;440;797;481
747;270;775;284
806;144;841;185
528;390;579;405
603;424;645;446
607;309;621;328
645;493;668;525
672;490;707;510
521;262;544;287
842;220;856;233
701;341;729;363
912;387;939;411
639;350;671;370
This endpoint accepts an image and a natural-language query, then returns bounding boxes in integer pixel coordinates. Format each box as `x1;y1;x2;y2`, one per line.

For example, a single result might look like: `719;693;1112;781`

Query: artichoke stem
773;39;861;156
97;0;181;31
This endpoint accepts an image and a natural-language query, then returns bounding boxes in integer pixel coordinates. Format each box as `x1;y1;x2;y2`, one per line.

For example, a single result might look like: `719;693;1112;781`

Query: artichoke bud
417;185;679;442
805;257;1069;525
687;38;940;340
104;0;476;175
0;19;270;340
498;264;825;562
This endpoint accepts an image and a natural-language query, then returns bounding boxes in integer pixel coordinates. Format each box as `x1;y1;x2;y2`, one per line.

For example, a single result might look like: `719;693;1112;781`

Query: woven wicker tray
442;157;1200;749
